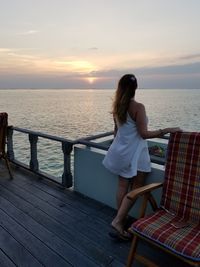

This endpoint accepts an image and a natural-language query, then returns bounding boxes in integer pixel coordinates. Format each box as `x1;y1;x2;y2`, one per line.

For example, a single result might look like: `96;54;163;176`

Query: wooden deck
0;162;191;267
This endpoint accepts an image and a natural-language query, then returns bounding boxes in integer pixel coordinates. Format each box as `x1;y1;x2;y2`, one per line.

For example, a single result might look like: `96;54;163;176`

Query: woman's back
103;112;150;178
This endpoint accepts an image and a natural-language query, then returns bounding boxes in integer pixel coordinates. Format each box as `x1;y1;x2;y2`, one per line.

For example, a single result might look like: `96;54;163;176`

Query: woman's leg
111;172;147;234
116;176;130;209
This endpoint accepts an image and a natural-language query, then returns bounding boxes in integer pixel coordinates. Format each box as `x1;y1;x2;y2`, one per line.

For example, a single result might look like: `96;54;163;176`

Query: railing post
29;134;39;171
62;141;73;187
7;127;15;160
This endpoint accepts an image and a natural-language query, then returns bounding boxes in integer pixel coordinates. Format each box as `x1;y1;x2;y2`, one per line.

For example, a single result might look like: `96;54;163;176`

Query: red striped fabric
131;132;200;261
132;209;200;260
161;132;200;222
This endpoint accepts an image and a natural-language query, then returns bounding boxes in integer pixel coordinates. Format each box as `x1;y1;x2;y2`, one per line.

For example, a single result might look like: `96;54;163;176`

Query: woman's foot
109;219;132;241
109;225;132;241
111;219;124;235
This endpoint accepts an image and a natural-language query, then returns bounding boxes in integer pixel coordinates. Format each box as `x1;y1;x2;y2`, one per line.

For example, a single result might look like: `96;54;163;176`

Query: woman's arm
134;103;181;139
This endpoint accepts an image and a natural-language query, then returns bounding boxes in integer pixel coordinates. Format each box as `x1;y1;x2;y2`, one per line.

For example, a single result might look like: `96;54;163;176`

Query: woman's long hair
112;74;138;125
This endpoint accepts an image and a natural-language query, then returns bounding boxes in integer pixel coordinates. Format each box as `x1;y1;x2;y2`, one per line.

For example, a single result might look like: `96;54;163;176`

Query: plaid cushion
131;209;200;261
161;132;200;223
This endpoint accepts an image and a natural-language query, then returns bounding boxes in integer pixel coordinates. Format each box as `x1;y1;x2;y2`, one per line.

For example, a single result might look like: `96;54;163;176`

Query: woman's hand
163;127;182;134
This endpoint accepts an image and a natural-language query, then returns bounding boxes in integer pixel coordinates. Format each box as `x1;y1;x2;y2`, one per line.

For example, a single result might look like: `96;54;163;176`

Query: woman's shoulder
128;101;145;121
129;100;145;111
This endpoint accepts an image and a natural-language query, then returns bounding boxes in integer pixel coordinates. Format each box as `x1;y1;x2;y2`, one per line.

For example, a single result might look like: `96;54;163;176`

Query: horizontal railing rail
77;140;109;151
12;126;76;143
77;135;169;166
77;131;113;141
76;131;114;151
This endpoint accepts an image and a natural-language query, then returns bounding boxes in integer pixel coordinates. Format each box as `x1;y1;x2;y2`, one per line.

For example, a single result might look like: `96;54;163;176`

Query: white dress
102;113;151;178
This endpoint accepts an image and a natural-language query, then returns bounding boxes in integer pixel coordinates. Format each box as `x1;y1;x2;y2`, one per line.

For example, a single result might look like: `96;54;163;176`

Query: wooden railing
6;127;113;187
6;126;168;187
7;126;75;187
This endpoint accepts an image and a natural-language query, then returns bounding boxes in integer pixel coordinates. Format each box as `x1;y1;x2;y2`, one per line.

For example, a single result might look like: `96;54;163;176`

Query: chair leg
4;157;13;179
126;235;138;267
126;194;149;267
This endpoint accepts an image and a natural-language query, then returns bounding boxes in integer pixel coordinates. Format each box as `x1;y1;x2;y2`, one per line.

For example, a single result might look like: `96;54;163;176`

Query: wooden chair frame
0;113;13;179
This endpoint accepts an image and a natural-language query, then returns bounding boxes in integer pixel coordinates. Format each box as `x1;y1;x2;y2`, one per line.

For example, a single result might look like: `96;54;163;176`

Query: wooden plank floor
0;162;191;267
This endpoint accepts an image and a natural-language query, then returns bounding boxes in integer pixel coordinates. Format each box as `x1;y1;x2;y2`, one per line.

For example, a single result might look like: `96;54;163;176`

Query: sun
87;77;97;84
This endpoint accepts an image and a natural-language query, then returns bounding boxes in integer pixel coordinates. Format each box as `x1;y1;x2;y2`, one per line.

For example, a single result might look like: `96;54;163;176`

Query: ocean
1;88;199;136
0;88;199;178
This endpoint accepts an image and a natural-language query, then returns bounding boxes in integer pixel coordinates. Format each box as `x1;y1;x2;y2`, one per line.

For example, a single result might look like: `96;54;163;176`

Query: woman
102;74;180;240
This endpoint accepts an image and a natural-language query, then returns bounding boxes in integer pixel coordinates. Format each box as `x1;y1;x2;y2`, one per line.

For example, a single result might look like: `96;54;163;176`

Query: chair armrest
127;182;163;201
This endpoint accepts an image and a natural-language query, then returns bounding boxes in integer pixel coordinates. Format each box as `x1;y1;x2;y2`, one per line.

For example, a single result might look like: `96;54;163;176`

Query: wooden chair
126;132;200;267
0;112;13;179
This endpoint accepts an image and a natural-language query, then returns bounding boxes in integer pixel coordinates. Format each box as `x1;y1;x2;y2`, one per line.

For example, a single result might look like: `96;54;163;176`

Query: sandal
109;226;132;241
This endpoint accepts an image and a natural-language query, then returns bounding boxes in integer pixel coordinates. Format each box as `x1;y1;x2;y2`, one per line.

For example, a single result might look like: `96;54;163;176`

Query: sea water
0;89;199;178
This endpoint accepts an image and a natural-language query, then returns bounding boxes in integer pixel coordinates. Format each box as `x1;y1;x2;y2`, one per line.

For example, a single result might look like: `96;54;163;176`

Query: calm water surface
1;89;200;136
0;89;199;178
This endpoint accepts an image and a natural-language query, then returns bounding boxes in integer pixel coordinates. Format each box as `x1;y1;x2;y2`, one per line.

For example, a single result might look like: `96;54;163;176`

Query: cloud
0;48;200;89
17;30;39;35
0;47;38;58
179;53;200;61
136;61;200;75
89;61;200;77
55;60;97;73
88;47;98;51
88;61;200;89
0;48;12;53
0;72;93;89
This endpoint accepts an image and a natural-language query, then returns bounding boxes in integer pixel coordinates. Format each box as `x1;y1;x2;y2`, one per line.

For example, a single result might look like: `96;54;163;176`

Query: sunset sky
0;0;200;89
